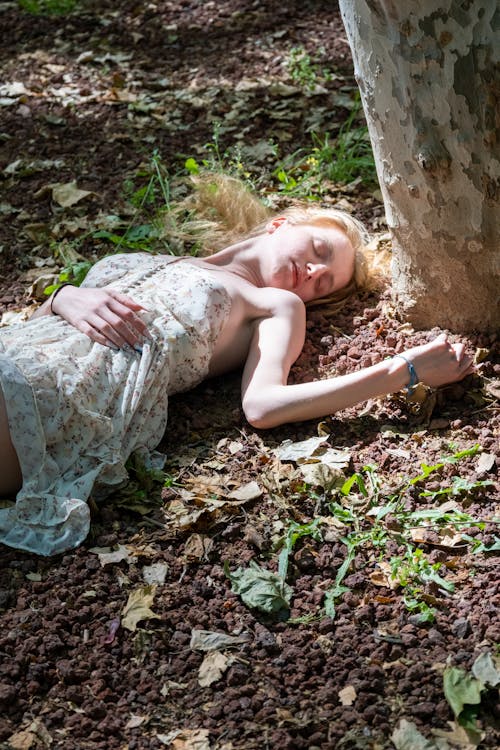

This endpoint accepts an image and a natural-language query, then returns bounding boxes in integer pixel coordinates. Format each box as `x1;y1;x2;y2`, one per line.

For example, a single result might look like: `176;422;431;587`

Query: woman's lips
292;261;300;288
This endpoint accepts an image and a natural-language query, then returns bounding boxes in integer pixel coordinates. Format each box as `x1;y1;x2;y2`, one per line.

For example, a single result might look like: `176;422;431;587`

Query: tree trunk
338;0;499;332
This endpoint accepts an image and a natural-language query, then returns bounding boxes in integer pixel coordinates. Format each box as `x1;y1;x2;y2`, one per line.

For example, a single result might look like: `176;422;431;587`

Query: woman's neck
205;236;266;288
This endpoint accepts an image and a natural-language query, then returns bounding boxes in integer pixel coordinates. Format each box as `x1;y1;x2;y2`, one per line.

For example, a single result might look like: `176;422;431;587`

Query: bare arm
242;303;474;429
30;285;149;350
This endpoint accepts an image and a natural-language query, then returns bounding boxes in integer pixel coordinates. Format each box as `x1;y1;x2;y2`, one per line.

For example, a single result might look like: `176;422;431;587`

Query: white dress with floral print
0;253;231;556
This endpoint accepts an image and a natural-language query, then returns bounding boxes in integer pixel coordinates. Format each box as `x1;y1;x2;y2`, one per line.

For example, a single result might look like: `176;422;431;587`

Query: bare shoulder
239;284;306;322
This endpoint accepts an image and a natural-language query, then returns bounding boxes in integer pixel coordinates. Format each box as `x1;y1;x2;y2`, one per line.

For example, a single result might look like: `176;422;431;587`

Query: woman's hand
400;334;475;388
51;285;150;350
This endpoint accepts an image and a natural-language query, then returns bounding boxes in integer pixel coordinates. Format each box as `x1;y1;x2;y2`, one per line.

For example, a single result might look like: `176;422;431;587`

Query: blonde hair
166;173;379;304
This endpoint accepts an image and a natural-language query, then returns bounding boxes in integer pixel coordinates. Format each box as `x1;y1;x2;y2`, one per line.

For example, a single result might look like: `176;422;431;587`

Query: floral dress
0;254;231;556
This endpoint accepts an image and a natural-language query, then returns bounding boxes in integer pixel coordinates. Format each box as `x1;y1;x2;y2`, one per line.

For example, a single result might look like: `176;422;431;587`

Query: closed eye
313;238;332;263
313;240;325;260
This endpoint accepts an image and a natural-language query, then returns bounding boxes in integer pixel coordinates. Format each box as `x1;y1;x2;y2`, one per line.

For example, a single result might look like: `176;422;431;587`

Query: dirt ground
0;2;498;749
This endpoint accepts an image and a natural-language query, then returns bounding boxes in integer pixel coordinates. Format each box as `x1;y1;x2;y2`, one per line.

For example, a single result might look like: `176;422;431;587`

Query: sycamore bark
339;0;499;332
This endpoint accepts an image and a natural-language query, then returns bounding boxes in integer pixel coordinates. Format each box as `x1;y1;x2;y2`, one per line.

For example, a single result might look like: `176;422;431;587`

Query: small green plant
274;94;378;198
248;444;493;624
18;0;77;15
183;122;255;187
322;444;493;622
286;45;332;92
44;240;92;296
94;150;194;256
277;518;323;580
389;546;455;622
287;46;318;91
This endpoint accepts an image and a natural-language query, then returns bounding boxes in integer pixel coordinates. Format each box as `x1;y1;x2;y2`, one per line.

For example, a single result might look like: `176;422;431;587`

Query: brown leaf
432;719;484;748
370;561;398;589
197;650;232;687
183;533;213;561
227;481;262;501
121;585;161;632
156;729;211;749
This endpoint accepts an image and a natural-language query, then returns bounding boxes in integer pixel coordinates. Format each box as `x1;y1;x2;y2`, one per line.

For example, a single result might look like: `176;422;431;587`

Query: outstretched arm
241;303;474;429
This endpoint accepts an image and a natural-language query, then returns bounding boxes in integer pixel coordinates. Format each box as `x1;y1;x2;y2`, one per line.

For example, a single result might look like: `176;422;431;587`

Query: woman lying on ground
0;177;474;555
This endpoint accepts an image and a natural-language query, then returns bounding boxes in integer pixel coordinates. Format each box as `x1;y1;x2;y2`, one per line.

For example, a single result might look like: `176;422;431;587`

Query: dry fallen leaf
125;714;149;729
183;533;213;561
8;729;37;750
156;728;211;750
121;585;161;632
471;651;500;687
227;481;262;501
484;379;500;400
8;720;52;750
50;180;94;207
275;436;329;462
197;650;232;687
90;544;138;566
392;718;437;750
189;629;251;652
142;562;169;585
369;561;399;589
432;719;484;748
475;452;495;475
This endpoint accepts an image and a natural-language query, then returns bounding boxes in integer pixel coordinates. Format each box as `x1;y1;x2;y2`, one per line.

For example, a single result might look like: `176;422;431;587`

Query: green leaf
185;157;200;175
323;584;350;619
224;560;292;615
340;471;367;497
443;666;483;717
277;518;322;580
125;224;158;242
463;534;500;553
422;567;455;593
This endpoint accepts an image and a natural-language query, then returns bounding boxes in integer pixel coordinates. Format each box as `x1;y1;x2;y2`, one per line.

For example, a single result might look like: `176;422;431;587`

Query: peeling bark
339;0;500;332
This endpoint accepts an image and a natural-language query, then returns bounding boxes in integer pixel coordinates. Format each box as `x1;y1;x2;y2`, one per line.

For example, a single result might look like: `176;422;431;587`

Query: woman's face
262;218;356;302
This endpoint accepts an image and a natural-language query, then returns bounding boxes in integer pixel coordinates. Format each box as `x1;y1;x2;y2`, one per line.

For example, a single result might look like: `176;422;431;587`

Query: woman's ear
266;216;288;234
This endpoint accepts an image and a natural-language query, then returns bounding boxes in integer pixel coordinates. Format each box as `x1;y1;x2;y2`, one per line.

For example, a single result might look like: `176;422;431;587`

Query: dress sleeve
81;253;150;288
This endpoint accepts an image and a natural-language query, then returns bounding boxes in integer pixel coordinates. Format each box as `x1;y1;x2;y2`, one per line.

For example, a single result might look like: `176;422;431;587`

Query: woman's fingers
87;312;141;350
451;342;467;364
77;321;120;349
52;286;152;347
79;318;144;352
405;336;475;387
108;290;149;313
81;294;151;347
101;310;143;348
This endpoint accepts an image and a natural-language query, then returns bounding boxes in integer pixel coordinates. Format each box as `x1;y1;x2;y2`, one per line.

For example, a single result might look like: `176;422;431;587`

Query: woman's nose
306;262;326;280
